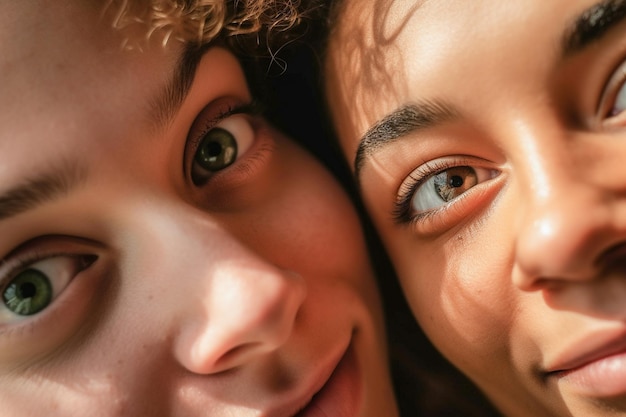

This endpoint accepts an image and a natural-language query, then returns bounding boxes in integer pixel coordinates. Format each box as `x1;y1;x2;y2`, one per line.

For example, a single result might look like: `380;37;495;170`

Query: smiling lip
294;343;361;417
267;340;361;417
545;329;626;397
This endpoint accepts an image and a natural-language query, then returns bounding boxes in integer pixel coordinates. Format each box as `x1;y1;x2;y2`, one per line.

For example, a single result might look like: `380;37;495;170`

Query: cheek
229;140;371;277
385;230;516;368
282;170;370;275
0;358;136;416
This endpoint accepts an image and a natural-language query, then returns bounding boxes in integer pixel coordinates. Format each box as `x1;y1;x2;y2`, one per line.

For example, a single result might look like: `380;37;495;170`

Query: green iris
195;127;238;172
2;269;52;316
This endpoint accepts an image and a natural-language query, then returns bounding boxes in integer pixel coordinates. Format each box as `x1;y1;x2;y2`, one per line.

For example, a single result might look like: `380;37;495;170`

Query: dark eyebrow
563;0;626;57
354;101;459;178
150;44;208;130
0;161;86;222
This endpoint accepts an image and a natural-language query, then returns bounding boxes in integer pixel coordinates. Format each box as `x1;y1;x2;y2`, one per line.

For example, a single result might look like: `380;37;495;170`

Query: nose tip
175;267;306;374
514;193;611;290
514;215;568;286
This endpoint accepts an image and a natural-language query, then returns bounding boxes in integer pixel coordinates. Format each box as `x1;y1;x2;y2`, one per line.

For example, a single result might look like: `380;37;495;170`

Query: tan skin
0;1;399;416
327;0;626;415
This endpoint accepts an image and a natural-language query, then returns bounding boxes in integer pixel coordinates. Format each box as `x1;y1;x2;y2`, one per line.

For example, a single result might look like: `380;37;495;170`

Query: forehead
0;1;179;179
326;0;596;155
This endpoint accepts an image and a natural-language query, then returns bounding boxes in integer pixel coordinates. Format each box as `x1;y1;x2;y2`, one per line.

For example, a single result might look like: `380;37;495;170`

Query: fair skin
0;1;399;416
326;0;626;416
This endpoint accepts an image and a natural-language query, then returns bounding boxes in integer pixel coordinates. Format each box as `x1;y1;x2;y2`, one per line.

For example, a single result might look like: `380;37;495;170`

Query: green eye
194;127;237;172
2;269;52;316
189;115;256;185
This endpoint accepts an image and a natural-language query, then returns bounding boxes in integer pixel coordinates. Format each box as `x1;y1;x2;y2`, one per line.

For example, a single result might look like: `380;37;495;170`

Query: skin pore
0;1;399;416
326;0;626;416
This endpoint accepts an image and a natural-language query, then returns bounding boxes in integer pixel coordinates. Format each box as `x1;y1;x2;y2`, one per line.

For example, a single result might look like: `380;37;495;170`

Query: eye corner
595;58;626;129
0;247;100;320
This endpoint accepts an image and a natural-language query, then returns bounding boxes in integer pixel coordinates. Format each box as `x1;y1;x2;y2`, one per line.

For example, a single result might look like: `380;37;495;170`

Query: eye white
411;166;497;213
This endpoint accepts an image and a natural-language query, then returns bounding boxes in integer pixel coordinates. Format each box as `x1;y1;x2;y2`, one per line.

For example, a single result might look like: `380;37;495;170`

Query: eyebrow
354;101;459;178
0;161;86;222
563;0;626;56
0;45;208;223
354;0;626;179
149;44;207;131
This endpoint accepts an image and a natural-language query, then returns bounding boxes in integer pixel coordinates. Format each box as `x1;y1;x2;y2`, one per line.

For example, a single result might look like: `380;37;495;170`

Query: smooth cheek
0;339;144;416
0;270;167;415
6;358;167;417
379;218;517;374
230;136;377;296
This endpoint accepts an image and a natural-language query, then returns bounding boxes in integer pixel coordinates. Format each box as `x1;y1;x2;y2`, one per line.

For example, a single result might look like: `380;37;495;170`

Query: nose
512;136;626;291
171;228;307;374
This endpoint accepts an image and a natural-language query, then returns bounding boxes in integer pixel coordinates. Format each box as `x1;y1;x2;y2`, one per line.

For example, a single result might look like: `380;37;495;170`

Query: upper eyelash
393;160;453;224
598;57;626;119
188;99;263;151
0;251;50;288
0;251;73;293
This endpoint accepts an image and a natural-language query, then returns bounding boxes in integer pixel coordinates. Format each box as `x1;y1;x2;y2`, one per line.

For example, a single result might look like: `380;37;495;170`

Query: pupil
19;282;37;298
206;141;223;157
449;175;464;188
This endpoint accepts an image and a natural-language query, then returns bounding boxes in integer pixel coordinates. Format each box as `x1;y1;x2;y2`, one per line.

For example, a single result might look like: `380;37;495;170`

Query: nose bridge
160;207;307;374
511;126;611;287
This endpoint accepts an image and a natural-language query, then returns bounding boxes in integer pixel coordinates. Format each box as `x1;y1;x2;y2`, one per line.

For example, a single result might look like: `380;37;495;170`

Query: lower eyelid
220;128;276;185
408;183;496;236
189;119;277;208
0;252;107;363
394;167;503;234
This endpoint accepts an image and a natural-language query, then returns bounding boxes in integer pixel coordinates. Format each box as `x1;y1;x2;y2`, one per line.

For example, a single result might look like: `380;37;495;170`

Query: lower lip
296;345;362;417
554;351;626;397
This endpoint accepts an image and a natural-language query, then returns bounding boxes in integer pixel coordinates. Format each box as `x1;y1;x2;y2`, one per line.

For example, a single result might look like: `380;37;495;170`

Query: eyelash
0;250;48;289
0;247;96;339
0;251;95;297
393;159;455;224
392;156;500;229
186;100;263;158
601;60;626;123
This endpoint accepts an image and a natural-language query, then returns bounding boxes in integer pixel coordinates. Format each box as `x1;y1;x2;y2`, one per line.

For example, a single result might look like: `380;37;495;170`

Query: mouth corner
293;342;361;417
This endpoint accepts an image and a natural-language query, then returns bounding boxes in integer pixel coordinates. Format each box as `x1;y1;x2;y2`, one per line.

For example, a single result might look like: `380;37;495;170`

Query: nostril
212;343;262;372
597;242;626;273
174;266;306;375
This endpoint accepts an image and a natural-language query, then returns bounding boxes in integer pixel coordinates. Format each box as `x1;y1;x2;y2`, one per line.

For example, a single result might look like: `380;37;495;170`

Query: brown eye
411;165;497;213
433;167;478;202
191;115;255;185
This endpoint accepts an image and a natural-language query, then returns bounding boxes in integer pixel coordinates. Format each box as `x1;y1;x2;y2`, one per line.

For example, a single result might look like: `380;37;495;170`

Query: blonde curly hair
108;0;304;47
